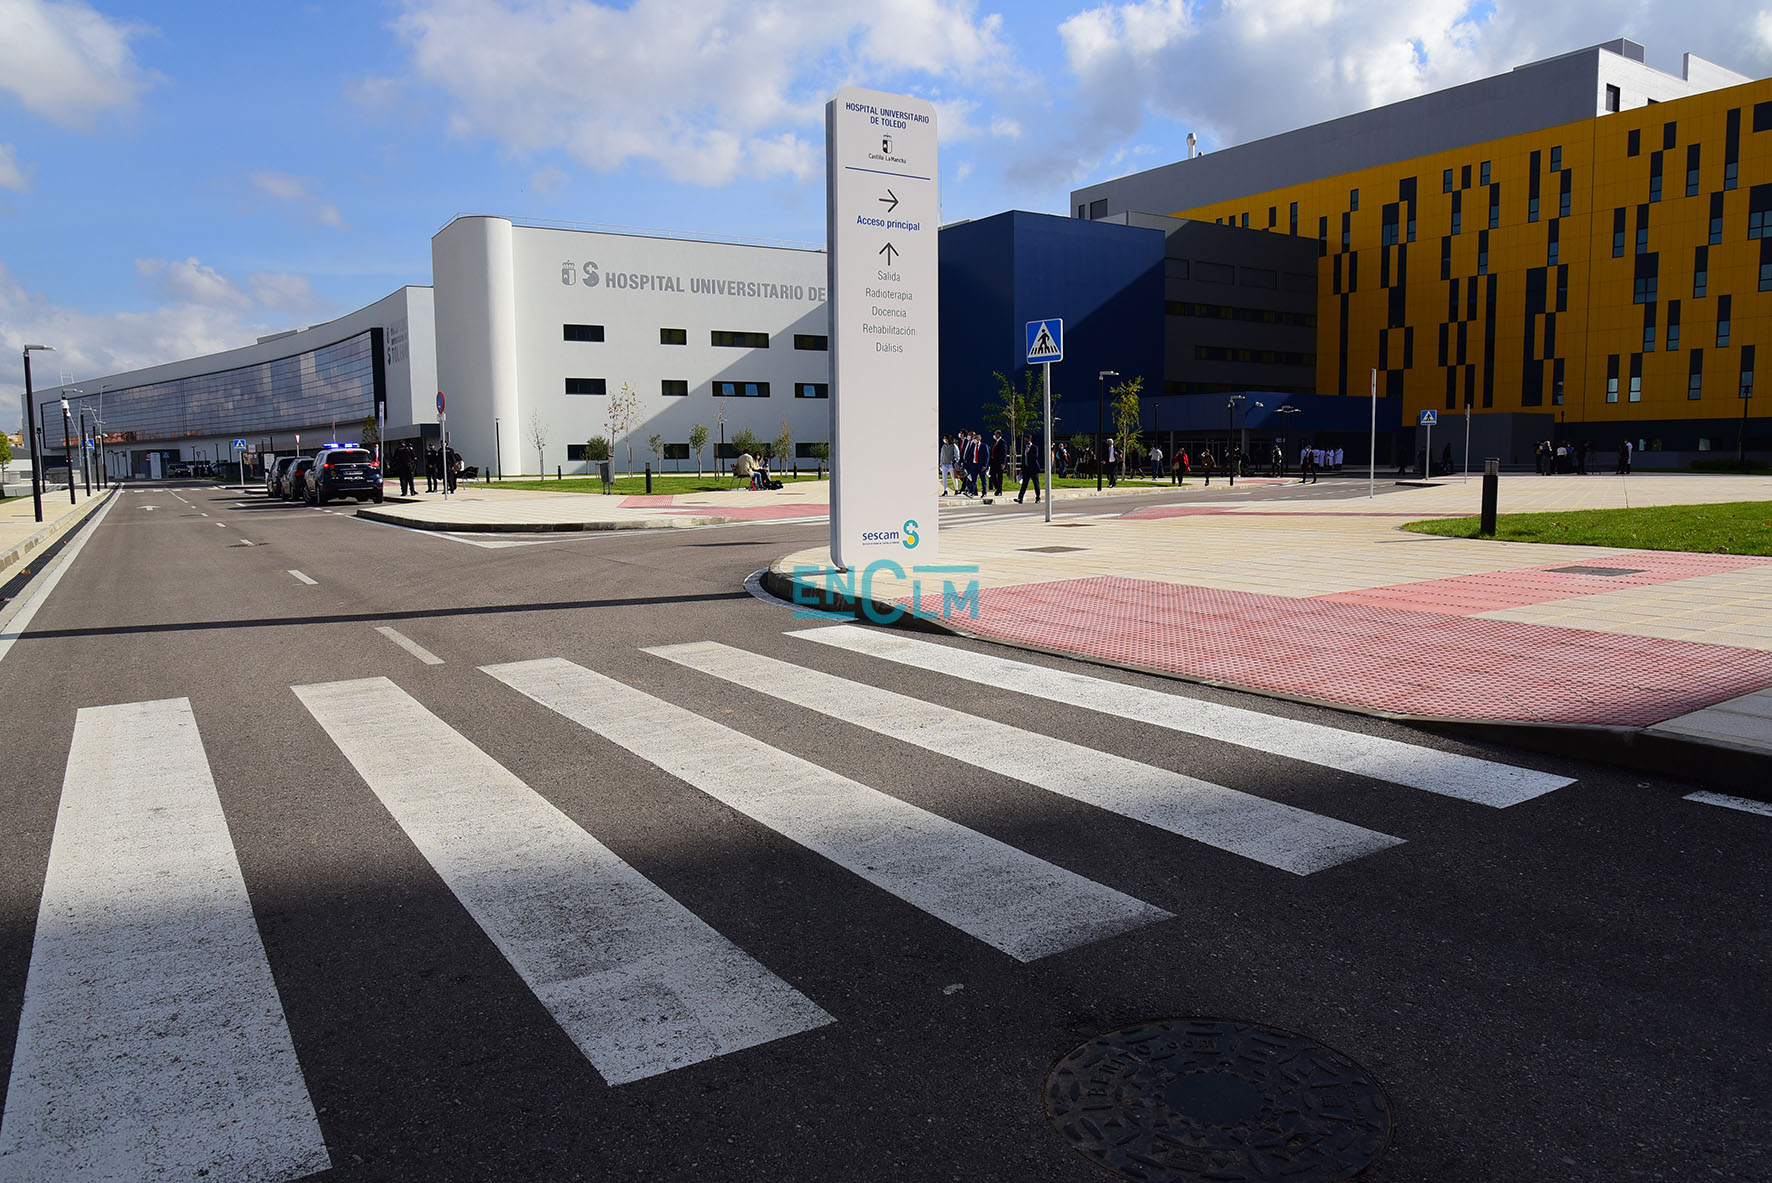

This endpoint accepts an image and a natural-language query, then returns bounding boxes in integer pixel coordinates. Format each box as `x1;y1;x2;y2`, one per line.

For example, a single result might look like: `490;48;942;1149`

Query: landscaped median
1403;500;1772;556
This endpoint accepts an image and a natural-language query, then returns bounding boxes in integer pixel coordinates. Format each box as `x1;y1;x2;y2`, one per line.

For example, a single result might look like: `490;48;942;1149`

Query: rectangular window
1613;207;1627;257
1560;170;1572;217
1480;161;1491;185
1664;121;1677;149
1689;349;1704;400
1607;354;1620;403
1627;128;1640;157
1710;192;1725;244
1694;246;1709;297
1528;196;1539;222
1642;303;1657;351
1443;168;1454;192
1441;236;1452;280
1341;211;1350;250
1629;353;1643;402
565;377;606;395
795;382;829;399
1726;108;1741;190
1557;263;1569;312
1318;215;1329;257
793;333;829;351
1450;191;1462;235
660;327;687;345
1477;229;1489;275
1241;212;1249;228
1668;300;1681;351
1489;184;1501;229
712;380;770;397
1718;295;1732;347
661;379;688;397
663;443;690;460
1548;219;1560;266
1551;145;1562;172
1749;184;1772;239
1764;238;1772;291
1637;202;1650;254
1349;188;1359;211
1743;346;1757;399
1268;205;1277;228
1605;85;1620;113
1089;198;1107;219
1632;253;1658;304
1553;357;1566;405
563;323;604;342
1381;203;1399;246
1289;201;1298;235
711;330;769;348
1648;151;1663;202
1687;144;1702;197
1461;163;1472;189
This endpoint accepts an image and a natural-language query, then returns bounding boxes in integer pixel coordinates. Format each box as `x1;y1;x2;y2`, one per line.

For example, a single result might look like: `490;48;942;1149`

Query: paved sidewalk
0;483;110;598
769;472;1772;789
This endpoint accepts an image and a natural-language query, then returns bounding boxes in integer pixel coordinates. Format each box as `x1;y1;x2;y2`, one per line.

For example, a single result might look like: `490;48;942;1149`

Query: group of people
939;430;1011;498
733;451;783;490
386;442;463;496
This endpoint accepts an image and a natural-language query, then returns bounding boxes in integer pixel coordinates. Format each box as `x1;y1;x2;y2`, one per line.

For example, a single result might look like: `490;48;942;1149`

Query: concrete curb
0;487;116;586
356;507;741;532
763;561;1772;800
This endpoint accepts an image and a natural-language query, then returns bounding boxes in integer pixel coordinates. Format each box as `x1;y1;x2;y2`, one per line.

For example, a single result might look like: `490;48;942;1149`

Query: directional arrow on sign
879;189;899;214
878;242;899;265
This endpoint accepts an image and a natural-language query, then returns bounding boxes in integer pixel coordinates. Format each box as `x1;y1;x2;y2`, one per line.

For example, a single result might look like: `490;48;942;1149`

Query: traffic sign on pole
1026;319;1063;364
436;391;446;416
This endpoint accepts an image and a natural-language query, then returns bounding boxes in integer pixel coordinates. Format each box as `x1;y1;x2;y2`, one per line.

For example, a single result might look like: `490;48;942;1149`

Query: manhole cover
1044;1019;1390;1182
1022;545;1086;553
1545;565;1646;577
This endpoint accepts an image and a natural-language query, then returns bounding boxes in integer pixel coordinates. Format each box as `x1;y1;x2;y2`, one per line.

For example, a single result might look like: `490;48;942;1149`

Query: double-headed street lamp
59;396;77;505
1096;370;1118;491
21;344;52;522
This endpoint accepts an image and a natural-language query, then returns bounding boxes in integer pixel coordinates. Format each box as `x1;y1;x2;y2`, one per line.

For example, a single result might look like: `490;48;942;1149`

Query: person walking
1200;447;1214;486
1015;434;1043;503
1148;442;1163;482
961;432;982;497
394;441;416;496
424;445;440;492
446;447;462;492
1174;447;1188;485
939;435;958;495
988;430;1008;497
1302;447;1318;483
1105;437;1117;487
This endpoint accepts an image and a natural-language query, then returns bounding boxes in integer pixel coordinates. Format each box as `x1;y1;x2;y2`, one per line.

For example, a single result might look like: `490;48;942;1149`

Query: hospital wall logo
561;261;600;287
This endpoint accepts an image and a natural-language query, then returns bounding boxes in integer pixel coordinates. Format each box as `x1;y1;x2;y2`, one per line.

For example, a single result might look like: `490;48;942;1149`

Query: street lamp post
59;397;76;504
1275;405;1301;475
1226;395;1243;487
21;344;52;522
1097;370;1118;491
79;407;94;495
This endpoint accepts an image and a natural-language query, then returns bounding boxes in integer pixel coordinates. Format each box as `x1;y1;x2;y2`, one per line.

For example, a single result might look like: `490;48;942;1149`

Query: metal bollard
556;465;562;481
645;463;652;494
1480;458;1499;536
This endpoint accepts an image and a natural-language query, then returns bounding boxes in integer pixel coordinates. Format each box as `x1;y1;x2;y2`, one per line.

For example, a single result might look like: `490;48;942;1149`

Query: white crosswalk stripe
645;641;1404;875
483;657;1173;961
788;625;1574;807
293;676;832;1085
0;699;330;1183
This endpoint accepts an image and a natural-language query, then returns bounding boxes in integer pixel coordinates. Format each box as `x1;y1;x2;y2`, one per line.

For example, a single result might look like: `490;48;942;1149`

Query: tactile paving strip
1316;550;1772;615
899;575;1772;725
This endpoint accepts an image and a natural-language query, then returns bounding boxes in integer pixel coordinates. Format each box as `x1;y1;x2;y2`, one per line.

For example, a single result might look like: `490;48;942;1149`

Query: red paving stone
1315;551;1772;615
1121;506;1459;520
618;494;827;520
896;575;1772;725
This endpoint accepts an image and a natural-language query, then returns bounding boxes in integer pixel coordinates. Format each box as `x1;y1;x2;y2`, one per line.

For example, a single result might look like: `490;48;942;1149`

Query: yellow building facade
1173;76;1772;449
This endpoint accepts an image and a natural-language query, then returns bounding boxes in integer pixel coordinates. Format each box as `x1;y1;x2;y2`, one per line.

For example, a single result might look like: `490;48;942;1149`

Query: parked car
266;456;299;497
166;461;191;478
305;446;383;505
280;458;315;500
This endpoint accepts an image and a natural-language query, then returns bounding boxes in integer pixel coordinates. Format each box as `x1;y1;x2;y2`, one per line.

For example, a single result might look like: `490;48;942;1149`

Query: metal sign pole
1043;359;1053;523
1368;368;1376;499
1463;402;1471;483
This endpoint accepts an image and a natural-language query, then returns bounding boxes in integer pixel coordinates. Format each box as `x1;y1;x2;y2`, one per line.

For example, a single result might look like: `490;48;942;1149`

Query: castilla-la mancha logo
561;261;600;287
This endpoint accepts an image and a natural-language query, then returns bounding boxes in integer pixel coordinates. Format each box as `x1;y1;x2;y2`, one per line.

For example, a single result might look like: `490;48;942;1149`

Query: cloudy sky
4;0;1771;427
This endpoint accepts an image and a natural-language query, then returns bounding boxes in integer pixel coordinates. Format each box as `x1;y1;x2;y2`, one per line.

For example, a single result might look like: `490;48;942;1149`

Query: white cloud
527;164;569;193
250;171;349;229
0;144;30;192
134;256;251;311
390;0;1014;185
250;272;327;317
0;0;155;128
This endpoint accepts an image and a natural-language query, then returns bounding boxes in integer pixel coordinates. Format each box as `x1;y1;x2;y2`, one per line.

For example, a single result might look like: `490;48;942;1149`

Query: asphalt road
0;480;1765;1183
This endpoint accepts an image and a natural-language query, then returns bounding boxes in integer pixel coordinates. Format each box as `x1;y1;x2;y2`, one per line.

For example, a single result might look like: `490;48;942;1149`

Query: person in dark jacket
1015;435;1043;503
988;430;1008;497
393;441;416;496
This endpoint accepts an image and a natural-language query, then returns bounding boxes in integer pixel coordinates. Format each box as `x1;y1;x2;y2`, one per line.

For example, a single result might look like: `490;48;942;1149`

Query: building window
663;443;690;460
1612;208;1626;257
1689;349;1704;399
1605;85;1621;113
1607;377;1619;403
711;330;769;348
1381;203;1399;246
1553;357;1566;404
1548;220;1560;265
1664;121;1677;149
1551;146;1562;171
1743;347;1757;399
1642;303;1657;351
1687;144;1702;198
1560;171;1572;218
1710;193;1724;244
1241;212;1249;228
712;380;770;397
1632;256;1657;305
1629;353;1643;402
1318;216;1329;257
660;327;687;345
793;334;829;351
1289;201;1298;235
1443;169;1454;193
1763;239;1772;291
1718;296;1732;347
1726;161;1739;190
1476;230;1489;276
1480;161;1491;185
1450;192;1462;235
1694;246;1709;297
1528;196;1539;223
1461;164;1472;189
1627;128;1640;157
1489;185;1501;228
1668;300;1681;351
1268;205;1277;228
563;323;604;342
1349;188;1359;211
565;377;606;395
1441;236;1452;280
1649;151;1663;202
795;382;829;399
1749;185;1772;239
1089;198;1108;218
661;379;688;397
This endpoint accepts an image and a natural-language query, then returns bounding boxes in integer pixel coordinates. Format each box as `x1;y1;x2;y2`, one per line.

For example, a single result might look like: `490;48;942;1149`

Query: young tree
359;414;380;449
1111;375;1145;478
774;419;794;476
648;432;665;470
0;430;12;483
689;423;710;477
807;441;829;476
583;434;611;461
606;383;641;475
986;368;1053;478
730;427;765;476
528;410;549;475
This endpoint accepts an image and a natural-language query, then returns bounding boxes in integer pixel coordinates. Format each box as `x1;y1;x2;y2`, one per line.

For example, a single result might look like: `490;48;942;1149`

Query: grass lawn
1403;500;1772;556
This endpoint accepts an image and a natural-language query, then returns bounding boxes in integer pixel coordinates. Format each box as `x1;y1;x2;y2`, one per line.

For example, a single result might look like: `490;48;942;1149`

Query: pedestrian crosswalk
0;630;1581;1180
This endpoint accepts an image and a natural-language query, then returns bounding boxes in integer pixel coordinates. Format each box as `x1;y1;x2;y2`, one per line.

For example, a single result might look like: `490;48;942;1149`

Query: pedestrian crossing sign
1418;410;1438;426
1026;319;1063;364
232;438;247;450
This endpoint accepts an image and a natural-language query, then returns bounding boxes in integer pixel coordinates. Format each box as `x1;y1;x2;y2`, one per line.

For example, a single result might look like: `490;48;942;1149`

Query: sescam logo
859;519;920;548
561;261;600;287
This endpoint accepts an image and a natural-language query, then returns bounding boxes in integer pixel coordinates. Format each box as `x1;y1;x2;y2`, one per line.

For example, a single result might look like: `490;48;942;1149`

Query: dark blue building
938;211;1163;448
